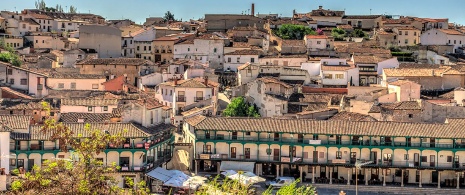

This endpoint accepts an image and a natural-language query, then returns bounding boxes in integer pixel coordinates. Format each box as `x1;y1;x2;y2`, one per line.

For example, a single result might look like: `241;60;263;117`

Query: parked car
265;177;295;188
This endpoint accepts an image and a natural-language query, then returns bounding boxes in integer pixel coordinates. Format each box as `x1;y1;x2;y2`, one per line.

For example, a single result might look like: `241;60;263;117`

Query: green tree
70;5;78;14
351;29;367;38
0;39;22;67
331;28;346;41
223;97;260;117
196;173;254;195
35;0;46;10
164;11;175;22
9;102;150;194
263;179;315;195
273;24;316;40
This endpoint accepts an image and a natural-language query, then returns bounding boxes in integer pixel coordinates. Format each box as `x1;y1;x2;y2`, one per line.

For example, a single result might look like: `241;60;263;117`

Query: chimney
251;3;255;16
204;76;208;86
319;6;323;10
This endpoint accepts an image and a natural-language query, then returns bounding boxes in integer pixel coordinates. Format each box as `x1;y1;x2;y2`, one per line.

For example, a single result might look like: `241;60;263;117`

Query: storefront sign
309;140;322;145
199;154;210;159
332;159;346;164
292;157;302;163
281;157;290;162
210;154;221;159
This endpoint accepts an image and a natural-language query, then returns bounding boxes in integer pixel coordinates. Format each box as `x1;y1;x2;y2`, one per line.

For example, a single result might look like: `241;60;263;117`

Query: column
280;164;284;176
329;167;333;184
438;172;441;189
217;162;220;174
401;170;404;187
312;166;315;184
457;172;460;189
419;170;422;188
365;169;368;185
276;165;280;177
383;169;386;186
194;160;198;175
347;169;350;185
299;166;303;183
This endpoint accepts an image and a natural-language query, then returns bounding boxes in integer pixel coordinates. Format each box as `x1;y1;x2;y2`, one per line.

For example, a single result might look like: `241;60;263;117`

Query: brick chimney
204;76;208;86
251;3;255;16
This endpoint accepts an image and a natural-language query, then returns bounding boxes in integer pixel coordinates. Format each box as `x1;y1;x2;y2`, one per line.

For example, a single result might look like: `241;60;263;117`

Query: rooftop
224;49;262;56
76;58;151;66
61;99;118;106
329;111;378;121
60;112;114;123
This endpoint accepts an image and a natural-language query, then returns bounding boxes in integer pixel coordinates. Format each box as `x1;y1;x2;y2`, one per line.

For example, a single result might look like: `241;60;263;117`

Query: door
298;134;304;143
430;155;435;167
232;132;237;140
336;135;341;145
320;167;326;178
370;151;378;165
313;151;318;163
432;171;438;183
430;138;435;147
27;159;34;171
407;137;411;147
350;152;357;164
273;149;280;161
371;168;379;181
352;136;360;145
414;153;420;166
415;170;420;182
155;54;161;62
332;167;338;179
245;148;250;159
403;170;409;184
230;147;236;159
205;131;210;139
454;156;460;168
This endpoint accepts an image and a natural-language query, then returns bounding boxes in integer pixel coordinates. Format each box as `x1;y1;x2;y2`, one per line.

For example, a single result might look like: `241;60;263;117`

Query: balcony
176;96;186;102
194;96;205;102
196;134;458;150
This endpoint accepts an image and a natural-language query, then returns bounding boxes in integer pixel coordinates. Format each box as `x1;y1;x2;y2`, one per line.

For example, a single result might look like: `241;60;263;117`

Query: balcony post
312;166;315;184
329;167;333;184
383;169;386;186
299;166;303;183
195;160;198;175
457;172;460;189
365;169;368;185
347;169;350;185
217;162;220;174
438;172;441;188
276;165;280;177
132;152;134;171
419;170;422;188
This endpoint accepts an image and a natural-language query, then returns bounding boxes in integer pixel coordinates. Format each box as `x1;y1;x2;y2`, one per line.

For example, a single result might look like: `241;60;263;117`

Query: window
250;58;255;63
88;107;93;112
144;46;147;51
404;154;409;160
449;40;451;44
57;83;64;89
148;46;151;51
214;48;217;53
454;40;457;44
447;156;453;162
414;32;417;36
103;106;108;111
10;79;14;84
399;31;402;35
421;156;427;162
323;74;332;79
170;90;172;96
336;151;342;159
408;114;413;118
414;39;417;44
10;159;16;166
335;74;344;79
18;159;24;168
245;132;251;136
20;79;27;85
237;57;240;63
22;24;26;29
92;84;99;89
137;46;140;51
405;39;408;44
188;48;190;51
317;41;321;44
228;57;231;62
7;69;12;75
70;82;76;89
405;31;408;35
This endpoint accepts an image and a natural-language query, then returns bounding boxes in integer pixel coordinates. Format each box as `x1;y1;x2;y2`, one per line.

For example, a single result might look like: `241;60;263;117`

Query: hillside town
1;1;465;194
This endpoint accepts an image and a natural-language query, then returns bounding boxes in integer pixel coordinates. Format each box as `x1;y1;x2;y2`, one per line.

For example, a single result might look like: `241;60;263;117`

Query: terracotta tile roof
232;42;251;48
282;40;305;46
343;15;382;19
260;54;308;59
388;80;418;86
353;55;389;64
237;62;251;70
394;27;420;31
437;29;464;35
185;115;207;126
48;72;106;79
5;101;44;110
61;99;118;106
76;58;150;66
176;39;194;45
0;115;32;130
306;35;328;39
224;50;262;55
160;78;219;88
192;117;465;138
23;18;40;26
336;24;353;29
28;13;52;20
182;105;212;116
134;98;164;110
369;101;421;113
0;87;34;99
384;64;452;77
329;111;377;121
310;9;345;17
321;63;356;71
60;113;114;123
25;123;151;140
257;77;292;88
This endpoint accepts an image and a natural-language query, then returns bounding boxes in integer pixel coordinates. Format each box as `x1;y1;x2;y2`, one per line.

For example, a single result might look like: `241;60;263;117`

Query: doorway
432;171;438;183
28;159;34;171
313;151;318;163
414;153;420;166
370;151;378;164
273;149;280;161
430;155;435;167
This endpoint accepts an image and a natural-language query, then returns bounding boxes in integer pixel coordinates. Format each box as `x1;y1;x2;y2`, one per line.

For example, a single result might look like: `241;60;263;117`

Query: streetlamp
355;160;373;195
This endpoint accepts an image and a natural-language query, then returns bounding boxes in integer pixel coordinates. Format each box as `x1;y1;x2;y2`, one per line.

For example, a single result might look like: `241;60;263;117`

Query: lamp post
355;160;373;195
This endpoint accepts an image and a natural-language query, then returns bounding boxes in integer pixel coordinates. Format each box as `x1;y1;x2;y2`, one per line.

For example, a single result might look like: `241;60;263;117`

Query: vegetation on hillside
273;24;317;40
0;39;22;67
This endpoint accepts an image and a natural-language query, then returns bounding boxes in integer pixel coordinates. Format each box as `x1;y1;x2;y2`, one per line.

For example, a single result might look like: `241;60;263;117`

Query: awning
146;167;173;182
219;161;254;172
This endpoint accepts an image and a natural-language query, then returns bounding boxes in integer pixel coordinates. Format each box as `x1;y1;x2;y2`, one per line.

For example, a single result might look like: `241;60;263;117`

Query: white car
265;177;295;188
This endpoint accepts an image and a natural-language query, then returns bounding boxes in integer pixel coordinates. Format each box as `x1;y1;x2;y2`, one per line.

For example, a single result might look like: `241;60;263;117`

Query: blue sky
3;0;465;25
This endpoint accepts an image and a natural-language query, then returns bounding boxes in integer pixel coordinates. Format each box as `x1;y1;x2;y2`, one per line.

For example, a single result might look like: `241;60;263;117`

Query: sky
3;0;465;25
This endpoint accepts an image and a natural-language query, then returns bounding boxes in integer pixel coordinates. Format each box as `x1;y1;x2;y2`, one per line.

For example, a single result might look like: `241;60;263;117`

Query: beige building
342;15;382;30
78;25;122;58
76;58;155;86
152;34;194;63
393;27;421;46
